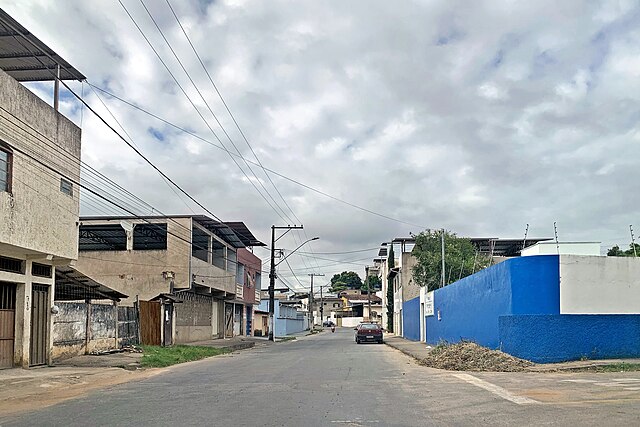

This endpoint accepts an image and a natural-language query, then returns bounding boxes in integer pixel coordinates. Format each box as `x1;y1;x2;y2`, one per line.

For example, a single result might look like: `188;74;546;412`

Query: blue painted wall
402;297;421;341
257;300;306;337
426;255;559;348
500;315;640;363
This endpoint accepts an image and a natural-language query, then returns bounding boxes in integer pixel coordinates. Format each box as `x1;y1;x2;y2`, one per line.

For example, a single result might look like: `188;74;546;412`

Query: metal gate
224;303;233;337
30;284;49;366
0;282;16;369
139;301;161;346
163;304;173;347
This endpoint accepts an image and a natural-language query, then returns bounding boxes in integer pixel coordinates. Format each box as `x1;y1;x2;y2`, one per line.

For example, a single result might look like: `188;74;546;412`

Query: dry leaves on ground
420;341;533;372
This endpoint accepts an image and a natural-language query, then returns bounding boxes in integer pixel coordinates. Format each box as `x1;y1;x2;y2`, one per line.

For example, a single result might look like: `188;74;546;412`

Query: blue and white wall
257;300;307;337
423;255;640;363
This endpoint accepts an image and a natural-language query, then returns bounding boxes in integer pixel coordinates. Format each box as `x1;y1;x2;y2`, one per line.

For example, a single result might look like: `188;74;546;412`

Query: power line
85;83;429;230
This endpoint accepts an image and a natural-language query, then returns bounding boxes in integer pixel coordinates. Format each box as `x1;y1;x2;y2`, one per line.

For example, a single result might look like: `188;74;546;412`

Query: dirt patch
420;342;533;372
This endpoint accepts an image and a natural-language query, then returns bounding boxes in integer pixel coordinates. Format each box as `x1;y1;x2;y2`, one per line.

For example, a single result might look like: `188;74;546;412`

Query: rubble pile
420;341;533;372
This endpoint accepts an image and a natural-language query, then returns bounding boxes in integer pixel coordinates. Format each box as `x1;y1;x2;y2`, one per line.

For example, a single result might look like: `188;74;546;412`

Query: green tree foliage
607;244;640;257
363;275;381;292
386;245;395;333
412;230;491;292
329;271;363;293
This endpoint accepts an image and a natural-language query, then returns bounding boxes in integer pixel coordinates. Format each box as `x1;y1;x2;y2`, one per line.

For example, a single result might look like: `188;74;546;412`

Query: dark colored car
354;323;383;344
323;320;335;327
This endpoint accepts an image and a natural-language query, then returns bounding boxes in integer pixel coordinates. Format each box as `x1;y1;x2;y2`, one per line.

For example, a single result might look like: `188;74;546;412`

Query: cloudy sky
3;0;640;290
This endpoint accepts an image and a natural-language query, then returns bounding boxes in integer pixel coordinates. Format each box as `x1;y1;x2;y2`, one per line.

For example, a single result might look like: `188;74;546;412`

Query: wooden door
30;284;49;366
0;282;16;369
224;304;233;337
139;301;161;346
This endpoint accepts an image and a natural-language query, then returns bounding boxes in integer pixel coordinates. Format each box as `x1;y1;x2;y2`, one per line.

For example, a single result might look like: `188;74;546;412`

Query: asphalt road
4;328;640;426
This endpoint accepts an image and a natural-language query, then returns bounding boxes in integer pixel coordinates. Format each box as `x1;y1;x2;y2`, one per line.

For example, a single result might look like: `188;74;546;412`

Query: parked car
354;323;383;344
323;320;335;327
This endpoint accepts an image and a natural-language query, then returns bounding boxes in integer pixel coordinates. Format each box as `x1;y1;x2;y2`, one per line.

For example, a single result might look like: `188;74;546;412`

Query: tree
412;229;491;292
607;244;640;257
329;271;363;293
386;244;395;333
363;275;381;292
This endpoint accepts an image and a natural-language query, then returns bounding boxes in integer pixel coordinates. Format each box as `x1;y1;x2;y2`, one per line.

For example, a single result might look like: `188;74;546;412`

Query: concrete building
424;252;640;362
74;215;264;344
0;10;86;368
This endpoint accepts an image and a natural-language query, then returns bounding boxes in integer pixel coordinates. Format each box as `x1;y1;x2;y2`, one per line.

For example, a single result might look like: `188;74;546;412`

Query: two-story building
0;10;86;368
74;215;263;344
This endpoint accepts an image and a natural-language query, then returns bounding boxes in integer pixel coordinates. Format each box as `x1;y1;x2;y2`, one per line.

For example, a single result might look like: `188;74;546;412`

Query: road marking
452;373;538;405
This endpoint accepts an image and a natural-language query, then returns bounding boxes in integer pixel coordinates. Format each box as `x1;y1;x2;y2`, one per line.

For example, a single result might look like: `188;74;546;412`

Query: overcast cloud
3;0;640;290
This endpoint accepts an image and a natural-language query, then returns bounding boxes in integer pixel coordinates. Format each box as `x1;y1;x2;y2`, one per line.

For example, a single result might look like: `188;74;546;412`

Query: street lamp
268;228;319;342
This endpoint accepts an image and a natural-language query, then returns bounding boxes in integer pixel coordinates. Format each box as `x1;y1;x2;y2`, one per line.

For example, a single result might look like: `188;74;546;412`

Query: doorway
0;282;16;369
30;284;49;366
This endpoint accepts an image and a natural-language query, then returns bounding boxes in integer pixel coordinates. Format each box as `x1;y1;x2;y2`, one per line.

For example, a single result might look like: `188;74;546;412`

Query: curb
384;340;427;363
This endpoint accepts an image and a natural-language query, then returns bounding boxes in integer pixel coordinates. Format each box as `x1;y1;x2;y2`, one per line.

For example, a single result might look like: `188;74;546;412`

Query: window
236;263;245;285
60;178;73;196
32;263;52;278
192;227;210;262
133;223;167;250
0;256;24;274
227;249;237;273
255;273;261;290
333;303;340;308
79;225;127;251
212;239;225;269
0;145;12;193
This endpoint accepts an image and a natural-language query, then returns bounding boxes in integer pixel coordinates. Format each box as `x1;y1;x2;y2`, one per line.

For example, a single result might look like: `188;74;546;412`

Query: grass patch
141;345;229;368
580;363;640;373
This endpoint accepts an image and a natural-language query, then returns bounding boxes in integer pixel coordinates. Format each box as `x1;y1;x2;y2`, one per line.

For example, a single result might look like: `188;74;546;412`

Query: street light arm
275;237;319;267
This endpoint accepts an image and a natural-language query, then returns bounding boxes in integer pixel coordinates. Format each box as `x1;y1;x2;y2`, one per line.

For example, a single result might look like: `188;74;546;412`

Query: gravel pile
420;341;534;372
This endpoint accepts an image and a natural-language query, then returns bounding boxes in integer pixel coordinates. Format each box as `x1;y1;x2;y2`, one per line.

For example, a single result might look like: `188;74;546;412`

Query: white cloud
3;0;640;285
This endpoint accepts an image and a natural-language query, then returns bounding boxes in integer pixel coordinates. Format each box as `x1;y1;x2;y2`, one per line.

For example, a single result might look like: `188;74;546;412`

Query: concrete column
15;260;34;368
47;266;55;365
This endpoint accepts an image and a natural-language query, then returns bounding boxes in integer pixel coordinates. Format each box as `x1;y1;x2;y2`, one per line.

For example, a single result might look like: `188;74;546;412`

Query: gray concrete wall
52;301;118;361
0;68;81;262
401;252;420;302
175;292;213;343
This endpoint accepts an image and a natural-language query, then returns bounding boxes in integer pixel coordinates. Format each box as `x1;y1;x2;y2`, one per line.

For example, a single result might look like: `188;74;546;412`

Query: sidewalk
185;335;269;351
384;335;433;363
384;335;640;372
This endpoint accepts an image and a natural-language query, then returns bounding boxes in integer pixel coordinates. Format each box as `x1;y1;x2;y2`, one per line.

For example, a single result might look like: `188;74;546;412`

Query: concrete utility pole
308;273;324;329
268;225;317;342
440;229;446;288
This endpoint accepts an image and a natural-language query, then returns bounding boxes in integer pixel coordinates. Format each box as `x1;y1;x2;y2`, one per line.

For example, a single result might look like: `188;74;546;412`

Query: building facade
0;66;82;368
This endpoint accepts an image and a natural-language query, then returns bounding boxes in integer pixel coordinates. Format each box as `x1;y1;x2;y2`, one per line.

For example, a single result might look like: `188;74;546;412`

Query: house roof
341;293;382;304
55;266;128;302
79;215;263;249
469;238;552;256
0;9;85;81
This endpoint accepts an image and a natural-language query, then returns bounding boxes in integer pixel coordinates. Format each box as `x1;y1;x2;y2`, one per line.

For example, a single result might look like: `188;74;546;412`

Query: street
4;329;640;426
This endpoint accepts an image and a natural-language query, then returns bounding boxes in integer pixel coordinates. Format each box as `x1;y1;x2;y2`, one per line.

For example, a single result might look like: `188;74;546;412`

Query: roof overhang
55;266;127;302
0;9;85;81
223;221;265;247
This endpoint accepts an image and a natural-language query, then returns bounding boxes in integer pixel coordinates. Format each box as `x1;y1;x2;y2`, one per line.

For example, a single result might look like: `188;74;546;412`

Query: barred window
0;146;12;193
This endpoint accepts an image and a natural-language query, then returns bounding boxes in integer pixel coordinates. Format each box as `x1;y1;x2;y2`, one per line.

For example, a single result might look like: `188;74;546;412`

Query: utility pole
269;226;318;342
308;273;324;329
630;225;637;258
440;229;445;288
320;284;324;323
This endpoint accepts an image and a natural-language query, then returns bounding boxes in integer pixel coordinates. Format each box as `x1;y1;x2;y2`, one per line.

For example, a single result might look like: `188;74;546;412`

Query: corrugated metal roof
0;9;85;81
55;266;128;301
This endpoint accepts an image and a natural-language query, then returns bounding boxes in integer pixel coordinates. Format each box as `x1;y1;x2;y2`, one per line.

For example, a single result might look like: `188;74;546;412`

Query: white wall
341;317;364;328
522;242;600;256
560;255;640;314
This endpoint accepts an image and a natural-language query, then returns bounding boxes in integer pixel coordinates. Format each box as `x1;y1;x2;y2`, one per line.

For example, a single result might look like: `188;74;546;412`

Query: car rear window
359;324;380;329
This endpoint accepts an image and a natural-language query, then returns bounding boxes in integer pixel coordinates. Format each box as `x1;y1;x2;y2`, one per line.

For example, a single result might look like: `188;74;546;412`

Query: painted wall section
499;314;640;363
560;255;640;314
426;256;559;348
402;297;420;341
522;242;600;256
